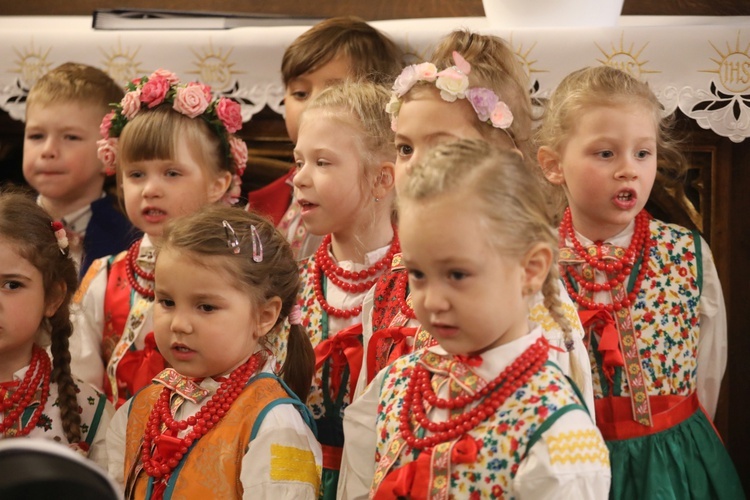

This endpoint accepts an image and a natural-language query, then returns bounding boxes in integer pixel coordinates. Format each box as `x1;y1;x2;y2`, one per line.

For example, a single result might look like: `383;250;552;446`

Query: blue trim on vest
249;372;318;440
85;391;109;446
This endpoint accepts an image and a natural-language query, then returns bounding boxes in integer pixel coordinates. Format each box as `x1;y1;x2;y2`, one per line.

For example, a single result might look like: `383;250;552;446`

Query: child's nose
615;157;639;180
170;312;193;335
292;162;310;188
41;137;58;158
142;178;163;198
422;285;448;313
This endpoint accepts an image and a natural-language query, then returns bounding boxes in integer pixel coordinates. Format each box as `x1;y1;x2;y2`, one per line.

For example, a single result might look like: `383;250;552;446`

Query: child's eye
126;171;143;179
166;170;181;177
158;298;175;308
396;144;413;157
636;150;652;159
449;270;468;281
316;159;330;167
597;150;614;159
407;269;425;281
25;133;43;141
294;159;304;170
64;134;82;141
290;90;309;101
2;280;23;290
198;304;216;313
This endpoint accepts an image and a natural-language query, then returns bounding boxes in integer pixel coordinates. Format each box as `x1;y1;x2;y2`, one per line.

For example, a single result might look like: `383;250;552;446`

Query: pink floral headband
386;51;514;134
96;69;249;204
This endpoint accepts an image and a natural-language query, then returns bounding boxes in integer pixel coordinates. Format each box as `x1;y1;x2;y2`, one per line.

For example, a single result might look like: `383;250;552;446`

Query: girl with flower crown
0;191;113;470
274;80;397;500
351;30;594;415
106;206;321;499
341;140;611;499
536;65;743;499
69;69;249;408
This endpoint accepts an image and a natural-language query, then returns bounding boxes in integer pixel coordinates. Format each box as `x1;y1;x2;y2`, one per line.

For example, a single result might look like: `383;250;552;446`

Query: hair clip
50;221;69;255
250;225;263;263
222;220;241;254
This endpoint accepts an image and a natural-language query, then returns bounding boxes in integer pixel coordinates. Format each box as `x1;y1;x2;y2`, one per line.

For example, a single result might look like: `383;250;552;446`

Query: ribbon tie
152;368;210;404
366;326;417;383
579;309;624;383
420;351;485;397
313;323;364;401
116;332;166;400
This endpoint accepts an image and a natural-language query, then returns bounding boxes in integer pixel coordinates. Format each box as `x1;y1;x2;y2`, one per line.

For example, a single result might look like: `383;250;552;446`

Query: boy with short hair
247;16;403;259
23;62;137;278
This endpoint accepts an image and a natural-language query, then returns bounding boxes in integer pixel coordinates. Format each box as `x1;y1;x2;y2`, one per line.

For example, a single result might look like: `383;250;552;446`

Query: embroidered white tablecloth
1;15;748;142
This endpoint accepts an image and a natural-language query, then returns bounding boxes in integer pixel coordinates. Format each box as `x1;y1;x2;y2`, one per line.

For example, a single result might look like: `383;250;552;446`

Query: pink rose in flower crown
149;69;180;85
215;98;242;134
173;85;210;119
120;89;142;121
99;111;115;139
414;62;438;82
222;175;243;206
96;138;119;176
490;101;514;129
228;136;248;176
465;87;499;123
186;81;213;102
139;76;170;108
392;65;417;97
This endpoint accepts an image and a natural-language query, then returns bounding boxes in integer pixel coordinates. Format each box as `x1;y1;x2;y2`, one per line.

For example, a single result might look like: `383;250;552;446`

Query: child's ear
255;296;283;339
208;171;234;203
372;161;396;200
44;282;66;318
520;243;553;298
537;146;565;185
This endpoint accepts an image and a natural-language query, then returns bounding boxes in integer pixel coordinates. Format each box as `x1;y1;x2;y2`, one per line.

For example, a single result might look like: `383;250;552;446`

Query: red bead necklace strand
126;240;155;300
314;233;400;318
559;209;652;312
399;337;549;450
0;345;51;436
395;272;417;320
141;353;262;481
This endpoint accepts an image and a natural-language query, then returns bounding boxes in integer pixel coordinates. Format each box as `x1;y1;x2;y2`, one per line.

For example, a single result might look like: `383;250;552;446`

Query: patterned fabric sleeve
694;236;727;420
513;410;611;499
241;403;323;499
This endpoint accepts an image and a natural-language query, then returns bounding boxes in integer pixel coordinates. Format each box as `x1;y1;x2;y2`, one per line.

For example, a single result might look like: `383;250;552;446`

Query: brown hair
158;205;315;401
26;62;124;117
429;30;534;159
281;16;404;86
118;105;234;179
535;65;686;181
0;190;84;444
399;139;585;388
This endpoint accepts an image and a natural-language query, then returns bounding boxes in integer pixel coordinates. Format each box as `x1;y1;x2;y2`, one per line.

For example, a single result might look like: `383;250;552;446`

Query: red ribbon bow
313;323;364;400
116;332;166;403
579;309;624;382
366;326;417;383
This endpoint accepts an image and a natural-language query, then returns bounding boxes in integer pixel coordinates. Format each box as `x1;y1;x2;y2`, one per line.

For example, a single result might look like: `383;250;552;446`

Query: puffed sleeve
513;409;611;499
80;383;115;472
694;237;727;420
105;397;131;488
69;257;109;389
241;403;322;499
352;285;377;400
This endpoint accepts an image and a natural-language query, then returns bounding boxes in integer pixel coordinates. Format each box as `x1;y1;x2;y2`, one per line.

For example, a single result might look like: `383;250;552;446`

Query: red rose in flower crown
96;69;248;205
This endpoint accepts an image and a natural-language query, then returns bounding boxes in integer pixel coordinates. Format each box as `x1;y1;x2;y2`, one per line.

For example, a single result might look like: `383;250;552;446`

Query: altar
1;15;749;142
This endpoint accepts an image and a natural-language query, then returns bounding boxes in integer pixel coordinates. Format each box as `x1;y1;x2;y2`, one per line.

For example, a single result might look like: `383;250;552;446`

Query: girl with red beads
536;66;743;499
69;69;248;408
277;80;397;499
341;140;611;499
352;30;594;417
106;206;320;499
0;192;113;470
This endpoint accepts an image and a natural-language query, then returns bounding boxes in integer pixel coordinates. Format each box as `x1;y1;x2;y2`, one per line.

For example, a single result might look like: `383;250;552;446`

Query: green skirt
607;410;745;500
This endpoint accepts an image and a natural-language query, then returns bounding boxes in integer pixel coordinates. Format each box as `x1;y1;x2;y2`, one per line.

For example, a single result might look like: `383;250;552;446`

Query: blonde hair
535;65;686;180
118;105;233;179
399;139;585;387
303;80;394;172
158;205;315;400
281;16;404;86
26;62;123;116
429;30;533;159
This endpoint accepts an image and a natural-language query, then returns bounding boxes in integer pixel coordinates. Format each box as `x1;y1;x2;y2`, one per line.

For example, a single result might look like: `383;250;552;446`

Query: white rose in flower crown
414;62;438;81
385;93;401;116
173;85;210;119
435;67;469;102
120;90;141;121
392;65;418;97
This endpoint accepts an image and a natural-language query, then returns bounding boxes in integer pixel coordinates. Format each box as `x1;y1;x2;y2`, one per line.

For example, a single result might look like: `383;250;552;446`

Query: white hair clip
222;220;241;254
251;225;263;263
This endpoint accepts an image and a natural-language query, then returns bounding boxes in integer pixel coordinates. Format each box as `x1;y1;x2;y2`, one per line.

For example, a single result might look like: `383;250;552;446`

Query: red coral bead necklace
399;337;549;450
314;233;400;318
559;208;652;312
126;239;155;300
395;271;417;320
0;345;51;436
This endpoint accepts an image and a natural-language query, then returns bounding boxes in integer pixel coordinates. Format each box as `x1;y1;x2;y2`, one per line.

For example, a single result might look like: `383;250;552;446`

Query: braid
48;289;83;444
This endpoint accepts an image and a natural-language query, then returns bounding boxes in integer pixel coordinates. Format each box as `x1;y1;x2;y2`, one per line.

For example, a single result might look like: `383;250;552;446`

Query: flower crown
386;51;514;134
96;69;249;204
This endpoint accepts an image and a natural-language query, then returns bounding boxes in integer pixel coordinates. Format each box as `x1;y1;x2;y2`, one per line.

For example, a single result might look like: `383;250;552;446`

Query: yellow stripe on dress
269;444;322;486
546;429;610;466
